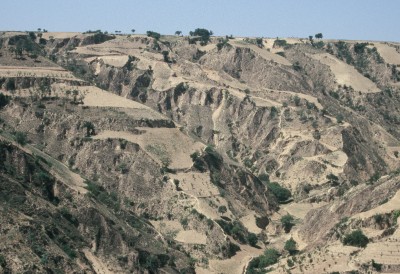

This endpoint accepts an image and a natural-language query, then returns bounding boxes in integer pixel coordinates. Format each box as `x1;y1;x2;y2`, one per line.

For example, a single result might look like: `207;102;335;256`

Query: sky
1;0;399;41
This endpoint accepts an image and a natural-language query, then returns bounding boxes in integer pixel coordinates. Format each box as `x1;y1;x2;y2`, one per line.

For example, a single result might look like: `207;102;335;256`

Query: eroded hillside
1;30;400;273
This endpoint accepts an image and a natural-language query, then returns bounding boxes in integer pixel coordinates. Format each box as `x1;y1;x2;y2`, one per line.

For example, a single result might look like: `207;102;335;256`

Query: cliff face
1;31;400;273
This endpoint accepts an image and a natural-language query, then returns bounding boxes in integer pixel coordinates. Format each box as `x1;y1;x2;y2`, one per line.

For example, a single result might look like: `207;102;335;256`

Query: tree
294;95;301;106
256;37;264;48
343;230;369;248
28;32;36;40
281;214;295;233
175;31;182;36
246;233;258;247
162;51;170;63
273;39;287;48
15;132;28;146
189;28;213;45
267;182;291;203
72;89;79;103
218;205;227;214
284;237;298;255
315;33;323;39
247;248;280;273
336;114;344;124
82;121;95;137
131;29;135;34
259;248;280;267
146;31;161;40
15;39;25;59
0;93;10;109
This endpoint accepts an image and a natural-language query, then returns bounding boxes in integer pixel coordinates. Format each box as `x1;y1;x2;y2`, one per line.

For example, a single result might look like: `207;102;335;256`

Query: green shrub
226;241;240;257
248;248;280;273
343;230;369;247
393;210;400;224
146;31;161;40
0;254;6;267
246;233;258;247
284;237;298;255
216;219;248;244
293;95;301;106
336;114;344;124
190;151;207;172
189;28;212;45
14;131;28;145
218;205;227;214
274;39;287;48
281;214;295;233
0;93;10;108
372;259;382;271
117;163;129;174
258;173;270;183
267;182;291;203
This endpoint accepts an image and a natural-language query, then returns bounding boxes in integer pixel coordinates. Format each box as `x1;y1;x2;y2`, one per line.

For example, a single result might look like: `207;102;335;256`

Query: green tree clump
247;248;280;273
146;31;161;40
315;33;323;39
82;121;95;137
189;28;213;45
343;230;369;248
273;39;287;48
162;51;170;62
255;37;264;48
284;237;298;255
0;93;11;109
281;214;295;233
218;205;227;214
15;131;28;146
267;182;291;203
246;233;258;247
0;254;6;268
336;114;344;124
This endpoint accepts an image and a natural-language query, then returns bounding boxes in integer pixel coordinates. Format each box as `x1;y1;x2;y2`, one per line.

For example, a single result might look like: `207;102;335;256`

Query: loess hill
0;30;400;273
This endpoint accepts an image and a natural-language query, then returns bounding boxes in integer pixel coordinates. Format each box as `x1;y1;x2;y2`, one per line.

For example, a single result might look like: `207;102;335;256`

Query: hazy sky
1;0;399;41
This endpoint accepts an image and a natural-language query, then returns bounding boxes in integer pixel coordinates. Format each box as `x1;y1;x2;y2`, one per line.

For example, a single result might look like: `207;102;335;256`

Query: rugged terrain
0;30;400;273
